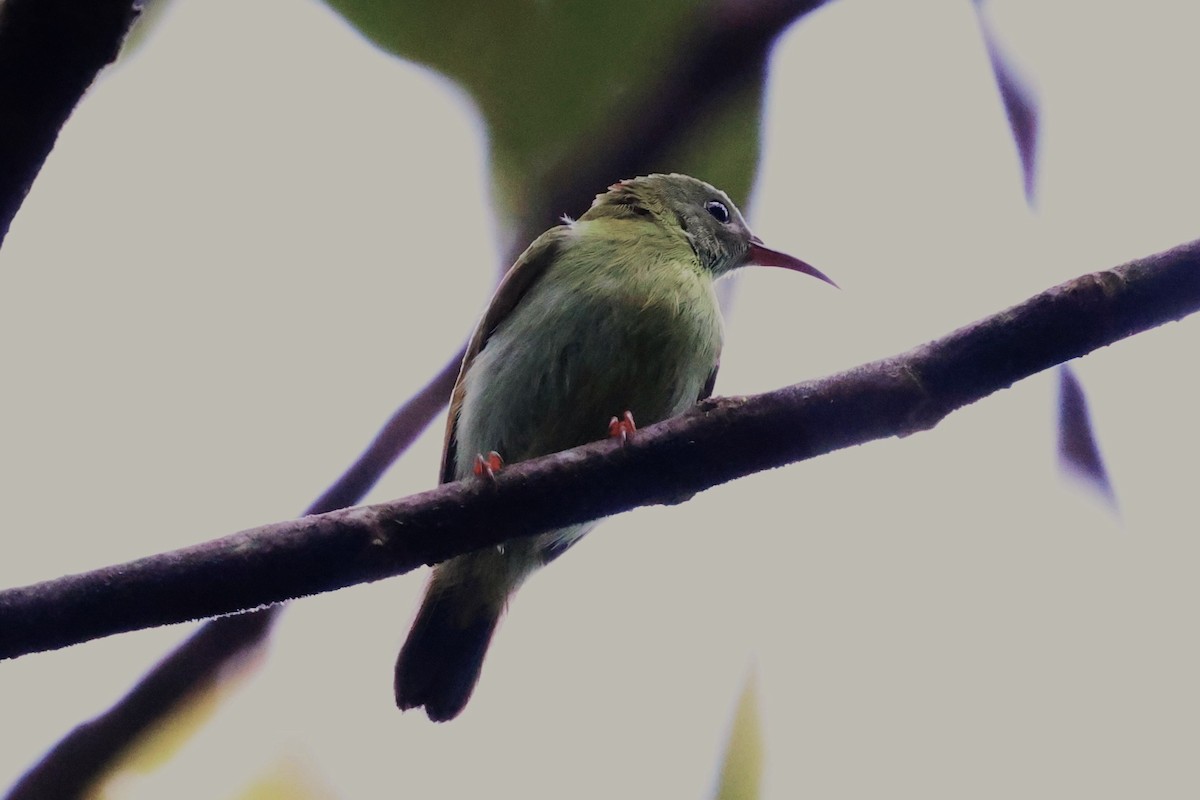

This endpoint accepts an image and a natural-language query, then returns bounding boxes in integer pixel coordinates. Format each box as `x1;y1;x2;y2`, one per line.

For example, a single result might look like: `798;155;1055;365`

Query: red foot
608;411;637;445
472;451;504;481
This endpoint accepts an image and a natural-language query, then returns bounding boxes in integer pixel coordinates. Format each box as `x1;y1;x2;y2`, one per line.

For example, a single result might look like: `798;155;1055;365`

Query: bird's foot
472;451;504;482
608;411;637;445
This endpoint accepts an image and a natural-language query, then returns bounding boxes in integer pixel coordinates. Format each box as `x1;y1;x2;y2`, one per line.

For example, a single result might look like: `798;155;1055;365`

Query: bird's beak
747;236;838;288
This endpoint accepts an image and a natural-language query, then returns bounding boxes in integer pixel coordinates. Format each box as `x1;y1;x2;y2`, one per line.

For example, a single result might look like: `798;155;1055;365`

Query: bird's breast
454;256;723;474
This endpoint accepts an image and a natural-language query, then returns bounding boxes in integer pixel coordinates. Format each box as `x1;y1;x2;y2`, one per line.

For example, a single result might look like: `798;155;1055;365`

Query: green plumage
459;223;723;481
394;174;832;721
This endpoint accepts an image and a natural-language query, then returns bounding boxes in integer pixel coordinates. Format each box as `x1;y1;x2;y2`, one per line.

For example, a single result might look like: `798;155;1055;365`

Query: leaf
975;7;1119;513
1057;364;1118;508
83;645;266;798
319;0;783;237
229;756;338;800
974;2;1039;203
713;671;764;800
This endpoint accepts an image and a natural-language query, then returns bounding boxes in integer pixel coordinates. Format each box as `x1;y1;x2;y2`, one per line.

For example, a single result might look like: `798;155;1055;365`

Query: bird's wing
439;227;569;485
698;364;719;402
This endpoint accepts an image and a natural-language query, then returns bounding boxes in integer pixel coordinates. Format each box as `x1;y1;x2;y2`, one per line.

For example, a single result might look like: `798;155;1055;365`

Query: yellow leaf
714;671;764;800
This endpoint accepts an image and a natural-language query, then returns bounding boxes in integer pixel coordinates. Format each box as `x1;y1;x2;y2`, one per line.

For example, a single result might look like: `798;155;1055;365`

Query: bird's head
590;173;836;286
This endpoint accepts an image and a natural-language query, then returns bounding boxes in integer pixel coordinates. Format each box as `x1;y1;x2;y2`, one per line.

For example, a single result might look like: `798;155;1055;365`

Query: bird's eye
704;200;730;224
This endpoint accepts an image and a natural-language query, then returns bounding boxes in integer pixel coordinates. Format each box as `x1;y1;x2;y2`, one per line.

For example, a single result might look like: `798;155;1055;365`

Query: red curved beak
747;237;838;288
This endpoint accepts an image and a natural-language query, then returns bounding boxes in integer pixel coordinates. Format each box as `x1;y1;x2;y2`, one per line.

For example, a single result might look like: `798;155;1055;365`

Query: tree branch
4;609;275;800
5;351;462;798
3;238;1197;661
1;1;830;792
4;0;832;786
306;351;463;514
0;0;140;247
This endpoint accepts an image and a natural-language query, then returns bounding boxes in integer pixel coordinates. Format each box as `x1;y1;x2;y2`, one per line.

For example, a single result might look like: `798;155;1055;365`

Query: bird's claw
608;411;637;446
472;451;504;482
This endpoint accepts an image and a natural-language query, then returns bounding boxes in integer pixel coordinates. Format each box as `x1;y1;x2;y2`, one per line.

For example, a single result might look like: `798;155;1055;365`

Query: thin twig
3;238;1197;660
306;352;464;515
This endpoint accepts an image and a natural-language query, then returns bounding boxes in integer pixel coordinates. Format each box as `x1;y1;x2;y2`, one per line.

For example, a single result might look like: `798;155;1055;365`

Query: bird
394;173;835;721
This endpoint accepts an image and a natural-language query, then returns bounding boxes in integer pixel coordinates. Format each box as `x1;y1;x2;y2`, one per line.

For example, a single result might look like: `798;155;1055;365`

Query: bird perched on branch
395;173;835;721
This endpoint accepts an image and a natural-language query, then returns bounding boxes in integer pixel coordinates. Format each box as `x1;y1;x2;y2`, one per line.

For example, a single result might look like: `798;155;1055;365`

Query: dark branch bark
0;0;140;247
3;238;1197;661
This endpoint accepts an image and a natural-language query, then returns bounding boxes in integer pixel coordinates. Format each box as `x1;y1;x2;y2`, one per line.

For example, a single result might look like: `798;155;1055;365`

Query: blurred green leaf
87;649;265;799
321;0;763;223
230;755;338;800
714;671;764;800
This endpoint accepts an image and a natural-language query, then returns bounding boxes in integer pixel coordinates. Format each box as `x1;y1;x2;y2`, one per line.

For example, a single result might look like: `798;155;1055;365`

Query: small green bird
394;173;834;721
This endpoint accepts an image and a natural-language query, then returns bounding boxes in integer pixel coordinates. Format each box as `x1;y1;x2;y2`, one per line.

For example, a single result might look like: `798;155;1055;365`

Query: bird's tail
394;573;503;722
